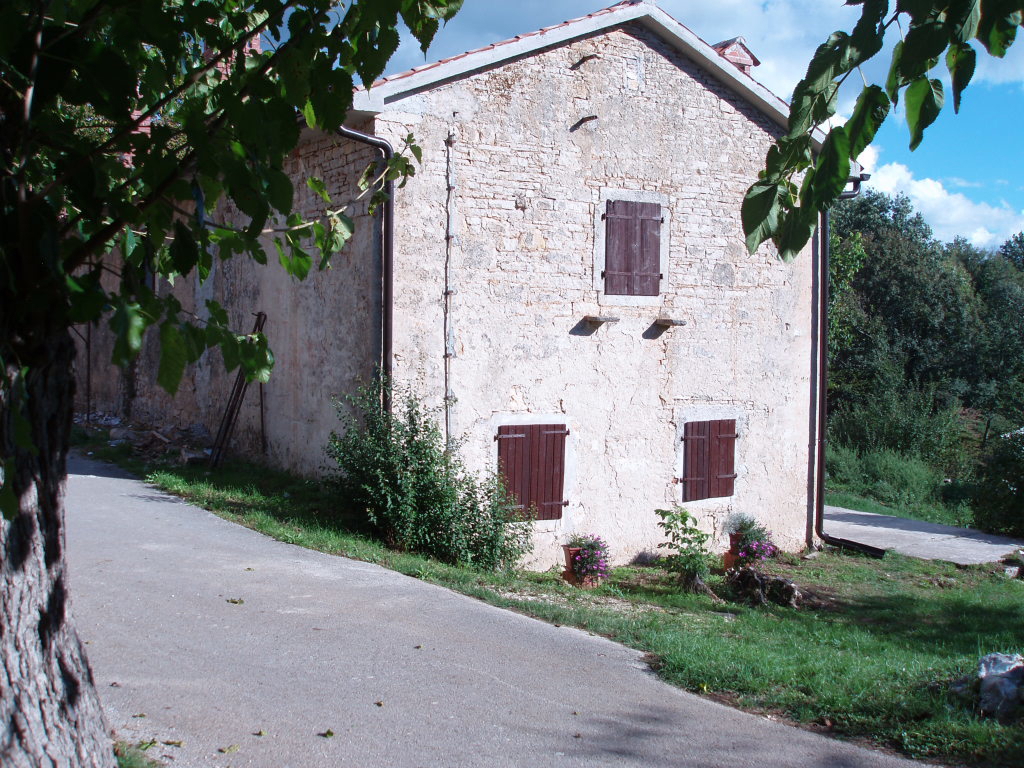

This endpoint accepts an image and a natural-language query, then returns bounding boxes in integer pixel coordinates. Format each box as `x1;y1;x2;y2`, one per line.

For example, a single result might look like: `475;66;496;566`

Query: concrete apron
824;506;1024;566
65;455;925;768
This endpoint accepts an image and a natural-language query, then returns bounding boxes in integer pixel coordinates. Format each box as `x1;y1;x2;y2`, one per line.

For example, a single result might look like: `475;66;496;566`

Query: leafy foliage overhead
1;0;462;517
743;1;1023;261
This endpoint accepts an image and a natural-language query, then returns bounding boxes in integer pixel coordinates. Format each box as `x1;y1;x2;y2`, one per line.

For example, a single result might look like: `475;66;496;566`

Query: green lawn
81;440;1024;767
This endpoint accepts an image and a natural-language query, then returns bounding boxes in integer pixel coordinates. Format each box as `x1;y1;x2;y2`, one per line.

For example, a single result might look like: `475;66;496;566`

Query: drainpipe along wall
811;173;884;557
336;126;394;413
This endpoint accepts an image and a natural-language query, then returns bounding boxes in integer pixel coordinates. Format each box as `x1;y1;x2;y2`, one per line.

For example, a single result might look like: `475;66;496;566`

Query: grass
78;434;1024;767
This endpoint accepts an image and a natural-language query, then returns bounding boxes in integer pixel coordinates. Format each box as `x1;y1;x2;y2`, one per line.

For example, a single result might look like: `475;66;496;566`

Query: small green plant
326;379;532;571
655;507;716;595
565;533;610;582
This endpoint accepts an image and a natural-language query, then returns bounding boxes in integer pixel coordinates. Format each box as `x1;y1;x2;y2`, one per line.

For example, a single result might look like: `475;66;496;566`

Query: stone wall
372;23;817;568
74;127;382;472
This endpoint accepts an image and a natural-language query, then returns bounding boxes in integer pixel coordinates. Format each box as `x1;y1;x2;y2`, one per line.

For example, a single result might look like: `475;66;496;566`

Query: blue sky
383;1;1024;248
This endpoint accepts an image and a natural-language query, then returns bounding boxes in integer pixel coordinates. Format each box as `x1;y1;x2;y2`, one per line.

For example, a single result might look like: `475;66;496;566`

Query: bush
972;432;1024;537
828;377;970;476
326;381;532;571
655;507;716;594
859;448;944;508
827;444;944;505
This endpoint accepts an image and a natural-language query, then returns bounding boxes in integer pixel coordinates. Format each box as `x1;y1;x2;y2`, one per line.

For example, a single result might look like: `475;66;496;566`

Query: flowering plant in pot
725;513;778;569
562;533;610;587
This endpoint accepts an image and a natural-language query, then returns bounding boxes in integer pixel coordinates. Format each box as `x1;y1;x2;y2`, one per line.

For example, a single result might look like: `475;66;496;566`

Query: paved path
65;455;925;768
825;506;1024;565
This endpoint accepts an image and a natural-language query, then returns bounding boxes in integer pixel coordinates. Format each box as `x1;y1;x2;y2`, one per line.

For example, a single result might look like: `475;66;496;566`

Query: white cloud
946;177;984;189
856;144;880;174
868;162;1024;247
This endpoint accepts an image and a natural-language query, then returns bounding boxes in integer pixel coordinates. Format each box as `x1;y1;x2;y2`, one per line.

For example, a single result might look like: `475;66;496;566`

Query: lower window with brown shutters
495;423;569;520
680;419;737;502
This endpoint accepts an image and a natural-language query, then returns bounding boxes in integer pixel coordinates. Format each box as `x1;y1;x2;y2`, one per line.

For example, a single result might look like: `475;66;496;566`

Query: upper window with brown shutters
603;199;663;296
680;420;737;502
495;423;569;520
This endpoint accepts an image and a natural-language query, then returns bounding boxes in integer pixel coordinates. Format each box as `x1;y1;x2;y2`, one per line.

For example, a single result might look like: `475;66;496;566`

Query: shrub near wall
825;443;973;527
326;382;532;571
973;433;1024;537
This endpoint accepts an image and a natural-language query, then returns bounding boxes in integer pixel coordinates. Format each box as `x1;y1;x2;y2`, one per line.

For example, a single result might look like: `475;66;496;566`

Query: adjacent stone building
77;1;829;568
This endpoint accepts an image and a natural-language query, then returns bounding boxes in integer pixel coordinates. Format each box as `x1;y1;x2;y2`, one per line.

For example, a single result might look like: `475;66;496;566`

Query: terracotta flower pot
723;533;743;570
729;533;743;554
561;545;599;588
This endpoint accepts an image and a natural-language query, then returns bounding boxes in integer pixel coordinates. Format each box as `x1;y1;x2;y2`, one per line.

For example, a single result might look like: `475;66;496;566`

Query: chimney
712;37;760;76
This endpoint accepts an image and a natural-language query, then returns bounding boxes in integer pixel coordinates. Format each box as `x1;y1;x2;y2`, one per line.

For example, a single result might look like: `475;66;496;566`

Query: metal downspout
813;174;885;557
336;125;394;413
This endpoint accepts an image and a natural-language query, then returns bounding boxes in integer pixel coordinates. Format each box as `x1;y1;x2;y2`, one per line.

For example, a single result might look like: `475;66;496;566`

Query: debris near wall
75;413;211;464
726;566;802;608
950;653;1024;723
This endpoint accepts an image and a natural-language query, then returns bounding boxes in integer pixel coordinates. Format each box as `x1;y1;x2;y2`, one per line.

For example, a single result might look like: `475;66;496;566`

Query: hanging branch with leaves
743;0;1022;261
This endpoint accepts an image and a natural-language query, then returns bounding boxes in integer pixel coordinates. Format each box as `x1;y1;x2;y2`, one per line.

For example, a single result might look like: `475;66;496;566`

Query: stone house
77;1;832;568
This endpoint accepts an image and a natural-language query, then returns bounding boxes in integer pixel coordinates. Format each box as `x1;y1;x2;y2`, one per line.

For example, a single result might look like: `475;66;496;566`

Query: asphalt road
65;454;925;768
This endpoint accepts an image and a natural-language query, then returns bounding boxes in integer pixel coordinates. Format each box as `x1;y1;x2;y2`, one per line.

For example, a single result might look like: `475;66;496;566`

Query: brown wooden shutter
682;420;737;501
604;200;662;296
682;420;710;502
496;423;568;520
710;419;737;498
604;200;633;295
635;202;662;296
535;425;568;520
496;425;528;514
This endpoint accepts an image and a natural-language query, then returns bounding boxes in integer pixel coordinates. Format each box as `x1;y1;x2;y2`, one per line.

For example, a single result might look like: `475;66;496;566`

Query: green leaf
265;168;294;213
976;3;1022;57
775;205;819;262
764;136;813;181
900;20;950;76
896;0;938;20
307;176;331;204
110;299;147;366
904;77;945;150
946;41;977;112
886;40;906;103
742;181;784;254
170;220;200;276
66;268;107;324
787;34;846;137
949;0;983;42
811;126;852;209
846;85;891;159
157;323;188;395
0;460;17;521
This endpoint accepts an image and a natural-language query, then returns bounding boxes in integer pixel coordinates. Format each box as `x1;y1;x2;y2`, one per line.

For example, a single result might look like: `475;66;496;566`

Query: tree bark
1;330;115;767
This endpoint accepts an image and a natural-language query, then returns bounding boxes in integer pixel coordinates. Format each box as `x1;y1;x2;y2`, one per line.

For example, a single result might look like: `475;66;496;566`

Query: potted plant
724;513;778;569
562;534;610;588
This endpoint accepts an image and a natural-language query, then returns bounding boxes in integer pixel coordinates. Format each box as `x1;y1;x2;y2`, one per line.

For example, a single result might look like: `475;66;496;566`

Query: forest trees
828;190;1024;531
1;1;460;764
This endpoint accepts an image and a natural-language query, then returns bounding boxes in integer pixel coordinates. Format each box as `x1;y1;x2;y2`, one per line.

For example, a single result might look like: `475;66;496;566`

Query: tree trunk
1;330;115;767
